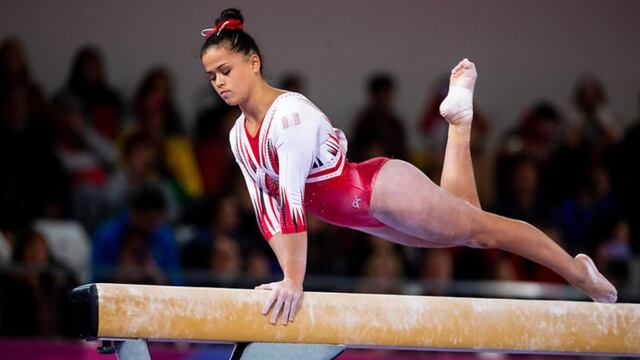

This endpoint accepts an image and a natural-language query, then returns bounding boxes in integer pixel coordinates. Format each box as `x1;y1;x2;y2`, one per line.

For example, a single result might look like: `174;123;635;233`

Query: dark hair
129;184;167;212
66;46;103;92
121;130;154;159
531;102;560;123
200;8;263;74
133;67;185;135
12;229;50;264
367;73;395;95
0;37;30;86
574;74;606;108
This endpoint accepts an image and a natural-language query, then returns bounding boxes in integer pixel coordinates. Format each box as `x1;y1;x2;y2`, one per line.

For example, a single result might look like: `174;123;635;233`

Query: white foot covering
439;85;474;125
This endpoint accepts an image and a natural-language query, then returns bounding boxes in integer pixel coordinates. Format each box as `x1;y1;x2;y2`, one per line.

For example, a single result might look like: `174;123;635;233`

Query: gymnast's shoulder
273;91;329;127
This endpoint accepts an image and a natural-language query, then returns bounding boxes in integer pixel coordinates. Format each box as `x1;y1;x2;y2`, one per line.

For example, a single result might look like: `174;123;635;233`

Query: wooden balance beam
70;283;640;358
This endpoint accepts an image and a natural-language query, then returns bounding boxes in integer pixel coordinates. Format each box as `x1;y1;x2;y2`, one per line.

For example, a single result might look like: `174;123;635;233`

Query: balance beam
70;283;640;357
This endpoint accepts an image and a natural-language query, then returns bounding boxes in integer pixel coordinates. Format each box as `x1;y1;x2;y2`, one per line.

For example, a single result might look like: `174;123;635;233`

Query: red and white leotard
230;92;388;241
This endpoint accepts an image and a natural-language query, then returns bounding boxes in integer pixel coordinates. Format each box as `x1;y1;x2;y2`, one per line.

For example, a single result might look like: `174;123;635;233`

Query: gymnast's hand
255;277;303;325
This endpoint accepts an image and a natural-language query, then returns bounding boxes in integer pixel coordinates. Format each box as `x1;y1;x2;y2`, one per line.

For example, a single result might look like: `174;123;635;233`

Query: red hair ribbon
200;19;243;40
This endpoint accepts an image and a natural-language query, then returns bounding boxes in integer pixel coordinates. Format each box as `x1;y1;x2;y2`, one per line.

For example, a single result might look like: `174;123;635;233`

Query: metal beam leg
115;339;151;360
230;342;345;360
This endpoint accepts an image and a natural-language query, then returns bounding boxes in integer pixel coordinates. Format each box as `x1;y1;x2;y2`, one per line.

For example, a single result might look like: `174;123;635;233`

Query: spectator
421;249;452;282
593;216;632;289
568;74;622;147
558;75;620;188
106;130;179;221
92;185;182;285
499;102;563;165
557;164;619;254
209;235;242;283
60;46;124;140
194;102;240;198
181;195;261;271
244;250;274;281
123;67;203;199
0;37;47;120
304;214;363;277
613;90;640;253
51;94;115;231
349;73;408;162
279;72;306;94
231;171;265;242
420;249;453;295
497;102;564;204
451;246;505;282
492;154;553;227
358;235;405;294
0;84;70;227
0;229;76;337
52;94;116;176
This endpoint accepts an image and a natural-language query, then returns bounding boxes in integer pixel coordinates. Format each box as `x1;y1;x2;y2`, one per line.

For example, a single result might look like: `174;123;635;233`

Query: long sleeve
230;122;283;242
237;162;282;240
274;110;319;234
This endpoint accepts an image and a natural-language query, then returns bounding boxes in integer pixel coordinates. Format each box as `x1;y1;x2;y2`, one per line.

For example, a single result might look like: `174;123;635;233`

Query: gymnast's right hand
255;277;303;325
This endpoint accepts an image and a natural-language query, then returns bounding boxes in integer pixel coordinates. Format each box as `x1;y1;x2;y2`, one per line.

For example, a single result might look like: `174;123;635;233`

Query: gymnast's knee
465;212;498;249
467;234;497;249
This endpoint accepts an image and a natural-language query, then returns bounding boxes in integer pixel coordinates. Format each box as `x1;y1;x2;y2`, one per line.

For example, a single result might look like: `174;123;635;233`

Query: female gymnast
199;8;617;325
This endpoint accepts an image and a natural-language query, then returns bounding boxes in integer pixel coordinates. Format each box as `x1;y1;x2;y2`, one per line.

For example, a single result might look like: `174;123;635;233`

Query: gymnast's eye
222;68;231;76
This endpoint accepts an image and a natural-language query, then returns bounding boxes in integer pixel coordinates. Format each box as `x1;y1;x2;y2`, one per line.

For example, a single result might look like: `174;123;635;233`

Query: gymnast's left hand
255;277;303;325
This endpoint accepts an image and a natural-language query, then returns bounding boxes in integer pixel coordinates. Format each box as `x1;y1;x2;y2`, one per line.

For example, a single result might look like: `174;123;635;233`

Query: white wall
2;0;639;148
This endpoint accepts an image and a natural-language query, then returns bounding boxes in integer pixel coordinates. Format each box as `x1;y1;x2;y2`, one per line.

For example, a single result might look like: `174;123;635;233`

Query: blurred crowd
0;37;638;337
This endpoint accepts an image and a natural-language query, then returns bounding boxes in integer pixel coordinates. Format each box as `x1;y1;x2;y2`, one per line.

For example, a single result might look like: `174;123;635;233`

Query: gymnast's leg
439;59;481;208
354;224;455;248
369;159;617;303
352;60;481;251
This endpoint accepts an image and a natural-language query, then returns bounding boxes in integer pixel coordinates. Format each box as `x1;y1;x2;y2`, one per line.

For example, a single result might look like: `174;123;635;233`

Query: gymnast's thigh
369;159;481;246
352;224;457;248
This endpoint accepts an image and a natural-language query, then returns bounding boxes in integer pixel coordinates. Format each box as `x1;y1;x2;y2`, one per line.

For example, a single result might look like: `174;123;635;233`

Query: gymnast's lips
220;90;231;97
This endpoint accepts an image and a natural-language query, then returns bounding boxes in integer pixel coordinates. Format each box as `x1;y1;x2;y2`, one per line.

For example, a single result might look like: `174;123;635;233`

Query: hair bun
217;8;244;25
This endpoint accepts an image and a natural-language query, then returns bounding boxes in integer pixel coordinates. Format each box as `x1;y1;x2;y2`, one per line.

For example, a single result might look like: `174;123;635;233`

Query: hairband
200;19;243;41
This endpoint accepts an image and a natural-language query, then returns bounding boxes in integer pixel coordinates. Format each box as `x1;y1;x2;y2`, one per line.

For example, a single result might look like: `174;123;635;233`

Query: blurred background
1;1;639;359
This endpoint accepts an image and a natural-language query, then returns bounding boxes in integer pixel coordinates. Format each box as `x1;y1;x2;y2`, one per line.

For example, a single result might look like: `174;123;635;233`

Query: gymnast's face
202;43;262;106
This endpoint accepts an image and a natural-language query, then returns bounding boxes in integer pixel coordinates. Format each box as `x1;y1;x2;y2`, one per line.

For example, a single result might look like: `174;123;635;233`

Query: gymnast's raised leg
366;59;617;303
438;58;481;208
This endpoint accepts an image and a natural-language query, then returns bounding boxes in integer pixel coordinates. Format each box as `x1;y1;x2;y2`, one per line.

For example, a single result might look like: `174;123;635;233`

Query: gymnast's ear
249;52;262;75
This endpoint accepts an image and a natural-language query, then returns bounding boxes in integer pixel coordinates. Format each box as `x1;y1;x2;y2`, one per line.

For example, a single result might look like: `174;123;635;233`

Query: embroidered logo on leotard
352;196;361;209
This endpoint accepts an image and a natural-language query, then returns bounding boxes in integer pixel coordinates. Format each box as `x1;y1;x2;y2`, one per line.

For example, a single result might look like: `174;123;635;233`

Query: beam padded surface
90;283;640;356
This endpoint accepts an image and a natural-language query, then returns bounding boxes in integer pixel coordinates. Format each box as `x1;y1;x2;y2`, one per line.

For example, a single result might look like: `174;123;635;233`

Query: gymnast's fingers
281;295;292;325
270;291;285;324
255;283;272;290
262;287;278;315
289;295;300;322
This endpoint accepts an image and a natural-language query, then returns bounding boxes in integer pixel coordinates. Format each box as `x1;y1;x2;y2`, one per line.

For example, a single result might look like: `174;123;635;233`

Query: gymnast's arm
266;231;307;284
257;231;307;322
232;164;305;325
255;106;319;325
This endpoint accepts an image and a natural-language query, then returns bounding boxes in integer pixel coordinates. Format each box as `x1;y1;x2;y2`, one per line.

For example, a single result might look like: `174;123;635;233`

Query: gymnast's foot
571;254;618;303
439;58;477;126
